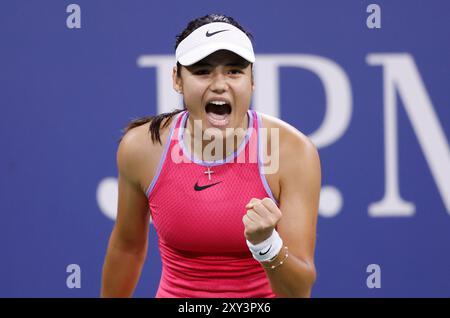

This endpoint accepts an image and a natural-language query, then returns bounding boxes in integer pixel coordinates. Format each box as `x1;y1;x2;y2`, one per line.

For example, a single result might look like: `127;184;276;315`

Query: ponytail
119;108;185;145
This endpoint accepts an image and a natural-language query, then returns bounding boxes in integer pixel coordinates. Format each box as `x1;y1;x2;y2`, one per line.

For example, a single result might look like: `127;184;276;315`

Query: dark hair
120;14;254;145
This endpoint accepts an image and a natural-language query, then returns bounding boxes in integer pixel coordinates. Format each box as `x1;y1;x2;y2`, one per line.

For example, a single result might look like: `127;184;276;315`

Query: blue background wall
1;0;449;297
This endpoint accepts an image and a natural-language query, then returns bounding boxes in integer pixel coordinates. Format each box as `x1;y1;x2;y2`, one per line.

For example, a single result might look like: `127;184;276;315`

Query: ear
251;71;255;91
172;66;183;94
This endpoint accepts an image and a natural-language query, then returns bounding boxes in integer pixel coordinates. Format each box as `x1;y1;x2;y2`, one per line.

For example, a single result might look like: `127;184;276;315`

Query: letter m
367;53;450;216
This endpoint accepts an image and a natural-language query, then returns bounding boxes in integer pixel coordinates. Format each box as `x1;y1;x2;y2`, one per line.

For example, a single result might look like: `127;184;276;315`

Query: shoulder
116;122;152;184
257;112;321;180
117;115;178;188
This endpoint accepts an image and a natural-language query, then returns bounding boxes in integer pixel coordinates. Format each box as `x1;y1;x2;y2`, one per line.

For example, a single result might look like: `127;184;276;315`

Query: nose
209;72;228;93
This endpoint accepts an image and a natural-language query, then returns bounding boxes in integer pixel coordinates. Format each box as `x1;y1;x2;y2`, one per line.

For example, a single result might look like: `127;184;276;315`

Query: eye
229;69;243;75
193;69;210;75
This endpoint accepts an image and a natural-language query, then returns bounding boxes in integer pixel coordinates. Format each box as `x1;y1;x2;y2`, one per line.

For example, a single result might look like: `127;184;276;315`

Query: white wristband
246;230;283;262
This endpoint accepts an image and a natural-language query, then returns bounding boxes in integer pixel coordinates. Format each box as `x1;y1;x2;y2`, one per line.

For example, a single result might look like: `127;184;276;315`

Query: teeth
209;100;227;105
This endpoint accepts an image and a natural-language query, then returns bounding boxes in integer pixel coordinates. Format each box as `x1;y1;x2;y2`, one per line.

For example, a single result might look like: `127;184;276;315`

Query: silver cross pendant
204;166;214;181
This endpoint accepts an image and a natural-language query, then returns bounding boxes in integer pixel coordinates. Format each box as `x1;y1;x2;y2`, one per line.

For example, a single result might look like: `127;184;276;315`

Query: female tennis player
101;13;321;298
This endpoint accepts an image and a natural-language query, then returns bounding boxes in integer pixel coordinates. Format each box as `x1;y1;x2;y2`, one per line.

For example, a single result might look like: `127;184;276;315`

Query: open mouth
205;102;232;127
205;102;232;115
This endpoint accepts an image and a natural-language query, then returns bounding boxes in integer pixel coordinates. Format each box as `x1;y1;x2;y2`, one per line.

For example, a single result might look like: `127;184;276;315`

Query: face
173;50;254;137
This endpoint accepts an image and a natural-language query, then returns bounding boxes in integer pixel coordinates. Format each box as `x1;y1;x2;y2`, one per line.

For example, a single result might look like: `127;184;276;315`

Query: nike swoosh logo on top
194;181;222;191
259;244;272;256
206;29;229;37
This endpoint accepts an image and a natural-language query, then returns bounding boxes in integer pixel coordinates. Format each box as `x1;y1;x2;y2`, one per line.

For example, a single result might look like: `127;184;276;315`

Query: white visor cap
175;22;255;66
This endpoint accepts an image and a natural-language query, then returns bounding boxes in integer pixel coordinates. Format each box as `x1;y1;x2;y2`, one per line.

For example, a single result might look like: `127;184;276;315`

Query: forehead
190;50;250;68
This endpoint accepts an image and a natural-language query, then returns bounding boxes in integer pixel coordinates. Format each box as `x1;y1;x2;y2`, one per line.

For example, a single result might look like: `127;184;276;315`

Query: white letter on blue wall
253;55;353;148
367;53;450;216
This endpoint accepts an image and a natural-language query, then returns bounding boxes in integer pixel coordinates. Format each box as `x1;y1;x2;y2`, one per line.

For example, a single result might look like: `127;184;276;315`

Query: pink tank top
147;109;279;298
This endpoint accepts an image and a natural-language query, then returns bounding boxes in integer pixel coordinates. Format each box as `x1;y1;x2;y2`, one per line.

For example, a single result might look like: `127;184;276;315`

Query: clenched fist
243;197;282;245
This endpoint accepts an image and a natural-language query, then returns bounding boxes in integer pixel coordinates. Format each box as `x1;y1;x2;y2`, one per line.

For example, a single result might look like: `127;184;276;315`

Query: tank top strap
145;110;185;197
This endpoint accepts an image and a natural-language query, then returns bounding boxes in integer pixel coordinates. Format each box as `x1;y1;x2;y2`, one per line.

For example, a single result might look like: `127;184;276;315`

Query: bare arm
263;132;321;297
101;129;151;297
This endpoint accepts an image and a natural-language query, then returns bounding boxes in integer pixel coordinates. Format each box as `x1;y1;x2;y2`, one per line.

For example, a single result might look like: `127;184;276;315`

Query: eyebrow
226;61;249;67
191;61;248;68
